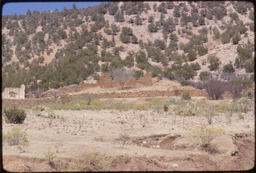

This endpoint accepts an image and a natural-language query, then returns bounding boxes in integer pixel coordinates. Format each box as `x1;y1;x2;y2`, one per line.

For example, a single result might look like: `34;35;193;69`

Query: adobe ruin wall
2;84;25;99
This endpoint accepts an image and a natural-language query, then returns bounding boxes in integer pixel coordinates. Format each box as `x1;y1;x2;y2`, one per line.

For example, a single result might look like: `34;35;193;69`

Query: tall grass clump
3;127;29;149
190;126;225;147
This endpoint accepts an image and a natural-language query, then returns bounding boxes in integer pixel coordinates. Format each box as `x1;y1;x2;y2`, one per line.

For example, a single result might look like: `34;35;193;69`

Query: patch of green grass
132;103;149;110
111;102;132;111
8;95;253;115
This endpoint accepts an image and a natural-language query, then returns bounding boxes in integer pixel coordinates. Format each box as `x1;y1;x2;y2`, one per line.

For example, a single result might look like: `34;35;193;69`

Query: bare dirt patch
2;97;255;171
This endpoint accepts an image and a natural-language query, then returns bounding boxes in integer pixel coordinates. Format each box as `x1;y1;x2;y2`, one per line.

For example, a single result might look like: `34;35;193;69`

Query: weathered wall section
98;72;153;89
3;89;207;106
2;98;55;107
80;89;207;98
2;84;25;99
58;83;98;93
53;72;153;94
98;74;118;88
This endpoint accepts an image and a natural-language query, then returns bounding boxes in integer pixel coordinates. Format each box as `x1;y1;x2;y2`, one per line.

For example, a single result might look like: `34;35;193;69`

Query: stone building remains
2;84;25;99
98;72;152;88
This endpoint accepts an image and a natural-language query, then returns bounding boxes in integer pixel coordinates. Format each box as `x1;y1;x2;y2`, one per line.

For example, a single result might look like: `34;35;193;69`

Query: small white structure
2;84;25;99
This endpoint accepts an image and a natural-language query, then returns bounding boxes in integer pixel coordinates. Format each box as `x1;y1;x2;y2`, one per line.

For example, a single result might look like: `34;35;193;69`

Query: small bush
44;148;56;167
164;68;174;80
175;101;198;117
221;32;231;44
134;70;143;79
187;50;197;61
190;126;225;147
164;105;169;112
180;80;189;86
4;107;26;124
191;62;201;71
203;79;227;100
208;55;220;71
175;63;197;80
182;92;191;100
238;97;251;113
199;71;211;81
3;127;29;146
245;58;254;73
223;63;235;73
67;153;111;171
227;82;243;100
197;45;208;56
232;33;241;45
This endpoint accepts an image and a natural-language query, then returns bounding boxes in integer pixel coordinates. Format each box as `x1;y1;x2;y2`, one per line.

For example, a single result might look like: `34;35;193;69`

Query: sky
2;2;103;16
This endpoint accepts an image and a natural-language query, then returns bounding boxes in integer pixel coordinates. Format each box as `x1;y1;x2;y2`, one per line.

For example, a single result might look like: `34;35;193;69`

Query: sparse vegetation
2;2;255;171
190;126;225;147
238;97;251;113
3;127;29;146
44;148;57;167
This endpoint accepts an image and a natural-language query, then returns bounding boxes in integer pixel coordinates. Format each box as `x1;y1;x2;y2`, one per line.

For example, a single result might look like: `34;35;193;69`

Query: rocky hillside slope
2;1;254;91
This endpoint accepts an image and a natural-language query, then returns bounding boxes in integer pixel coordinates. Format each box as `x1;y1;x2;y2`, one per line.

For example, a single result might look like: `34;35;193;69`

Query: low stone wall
4;88;252;107
80;89;207;99
2;89;207;106
48;83;99;95
2;98;55;107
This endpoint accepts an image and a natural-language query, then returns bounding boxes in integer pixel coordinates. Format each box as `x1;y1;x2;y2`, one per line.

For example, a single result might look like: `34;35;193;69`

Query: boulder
210;135;237;155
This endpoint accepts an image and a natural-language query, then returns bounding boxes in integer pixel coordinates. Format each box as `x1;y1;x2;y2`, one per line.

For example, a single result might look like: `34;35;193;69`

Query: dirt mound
172;136;199;150
116;133;181;149
214;133;255;171
111;155;167;171
159;134;182;149
3;132;254;172
3;155;54;172
229;133;255;170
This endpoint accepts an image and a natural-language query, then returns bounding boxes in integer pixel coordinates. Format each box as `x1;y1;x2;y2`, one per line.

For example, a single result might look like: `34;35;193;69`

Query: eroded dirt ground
2;98;255;171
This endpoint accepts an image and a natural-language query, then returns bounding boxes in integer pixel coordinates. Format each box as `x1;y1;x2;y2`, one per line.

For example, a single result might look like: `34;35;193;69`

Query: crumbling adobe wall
2;98;55;107
98;74;119;88
136;72;153;86
43;72;153;96
57;82;99;94
98;72;153;89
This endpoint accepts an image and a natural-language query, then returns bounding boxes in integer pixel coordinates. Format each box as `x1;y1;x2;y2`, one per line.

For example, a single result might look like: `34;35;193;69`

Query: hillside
2;1;254;92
